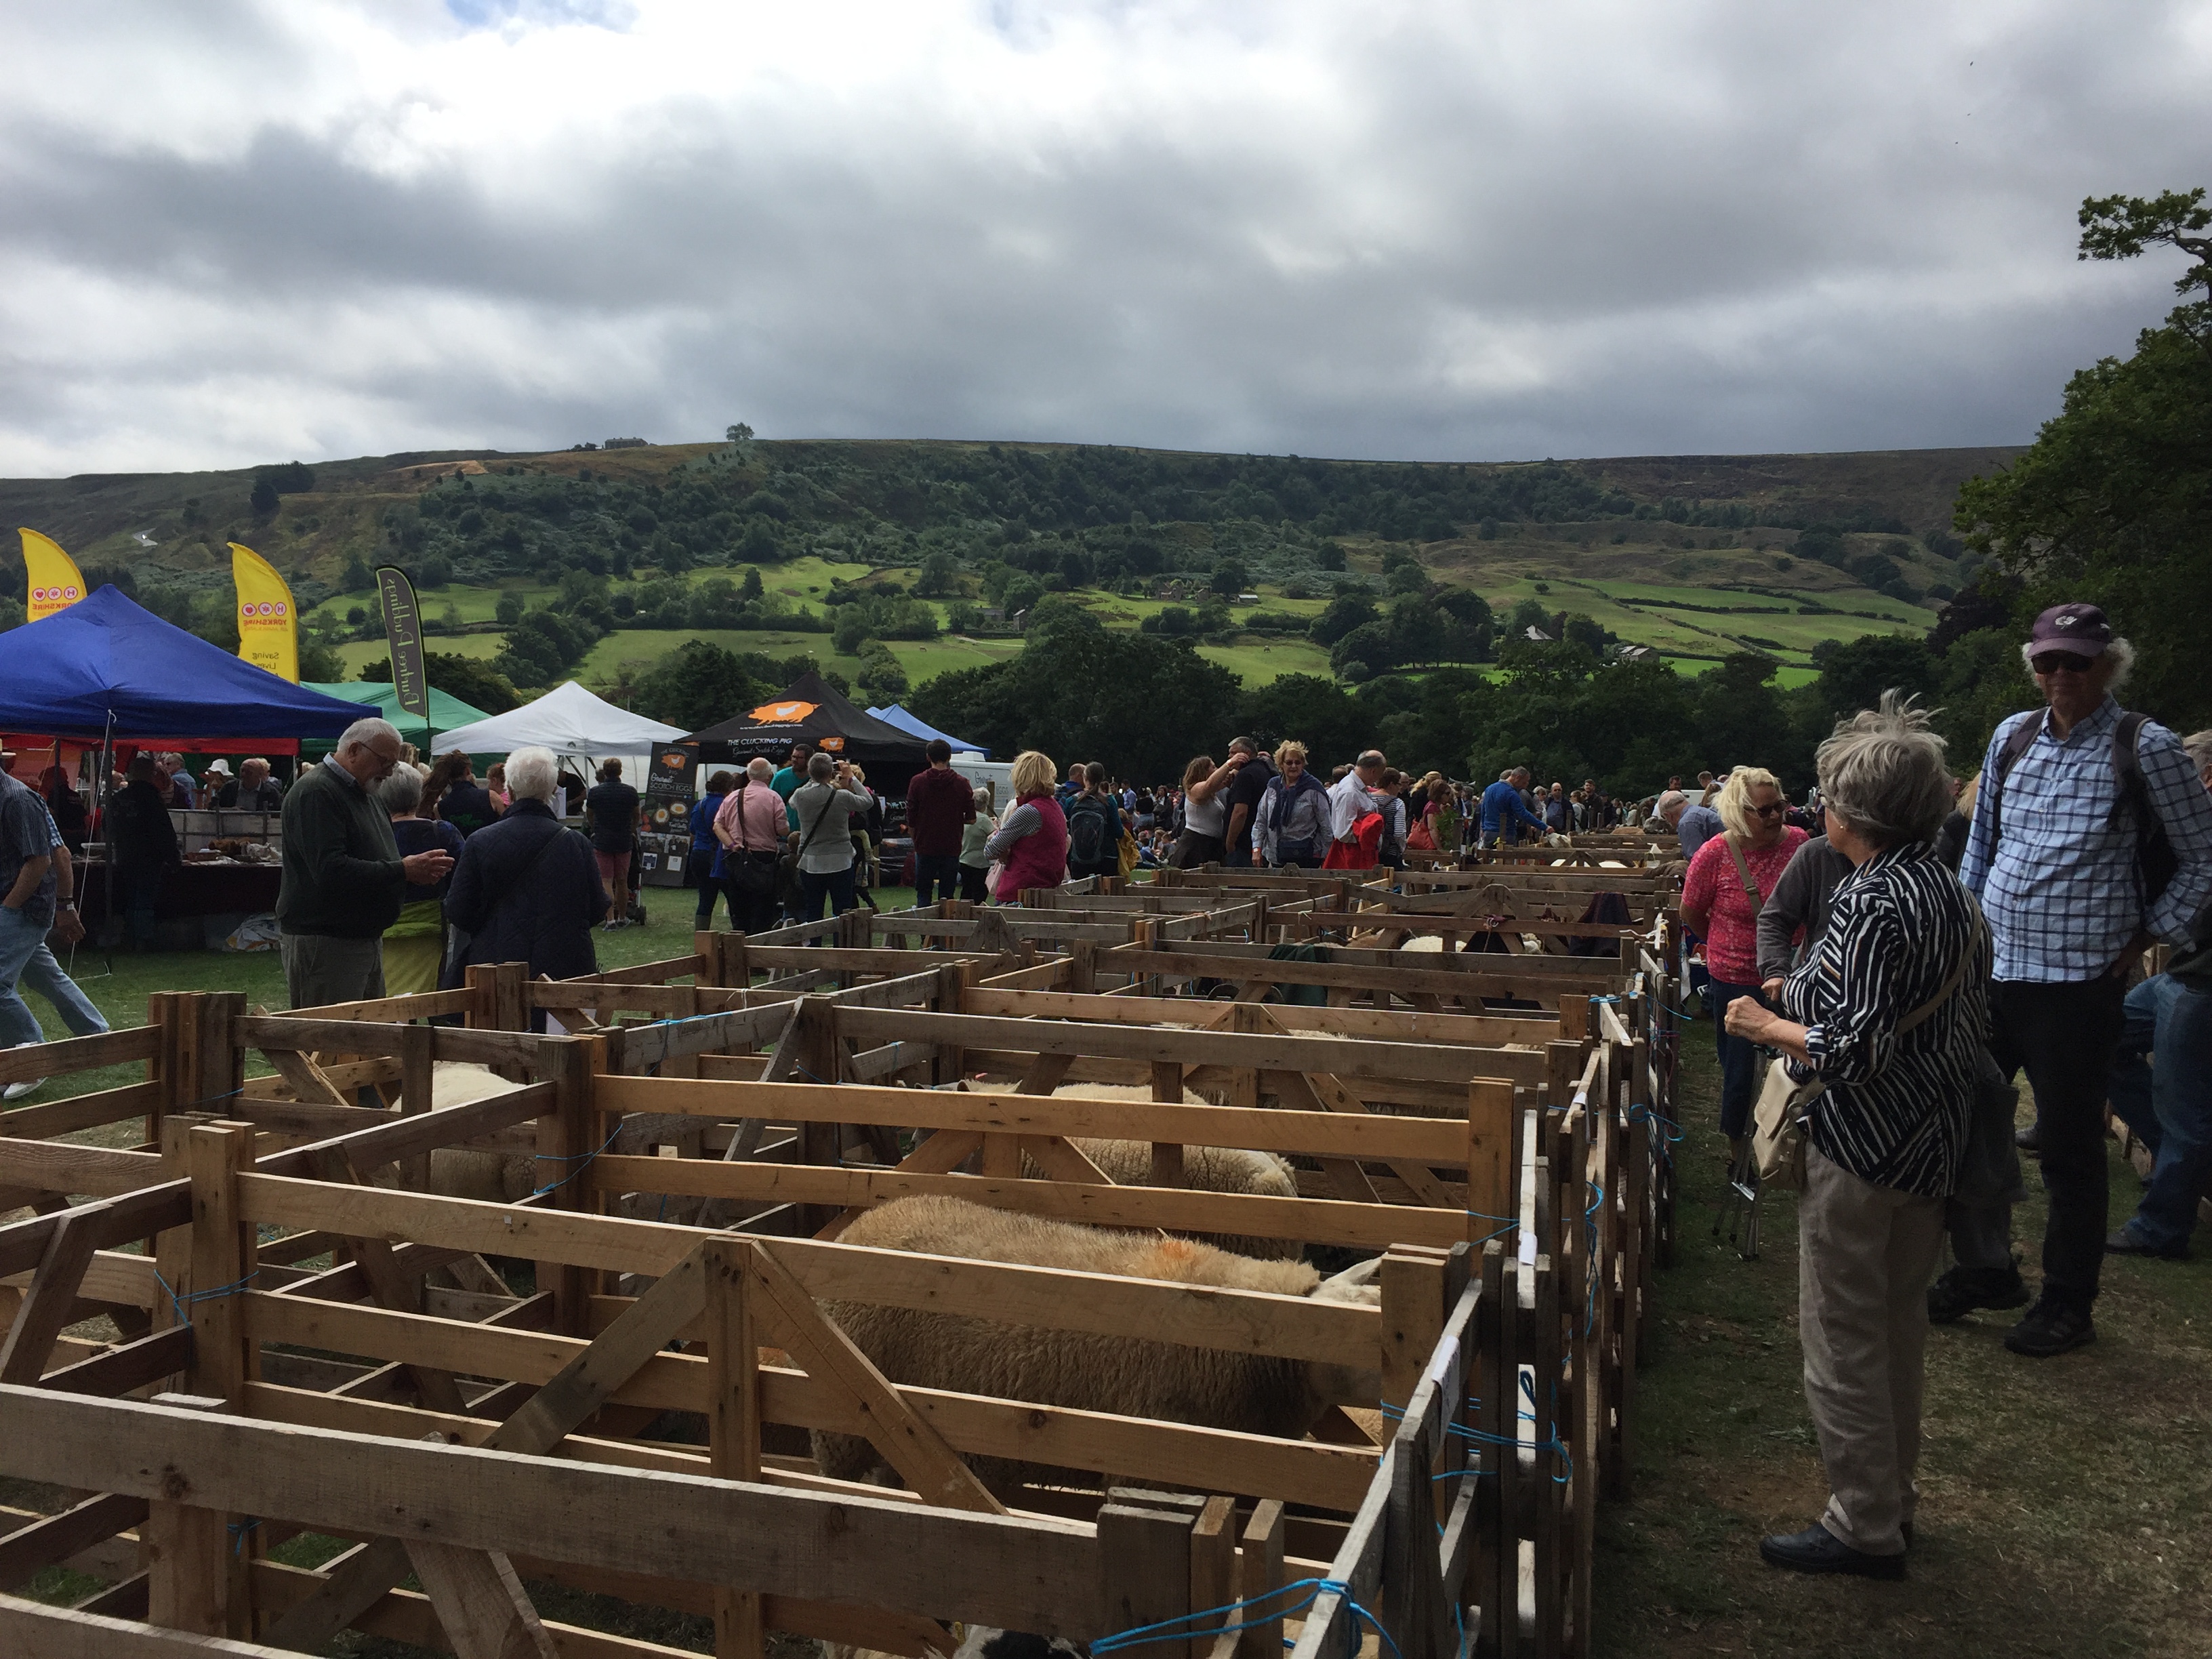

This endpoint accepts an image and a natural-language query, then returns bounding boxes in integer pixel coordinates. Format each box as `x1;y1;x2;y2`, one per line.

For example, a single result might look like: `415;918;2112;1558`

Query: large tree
1954;186;2212;731
912;628;1240;783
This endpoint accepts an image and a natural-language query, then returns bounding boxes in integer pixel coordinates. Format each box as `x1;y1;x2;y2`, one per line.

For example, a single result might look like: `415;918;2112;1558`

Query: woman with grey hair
786;750;874;922
375;766;465;995
1725;693;1990;1579
441;746;610;1004
957;785;996;903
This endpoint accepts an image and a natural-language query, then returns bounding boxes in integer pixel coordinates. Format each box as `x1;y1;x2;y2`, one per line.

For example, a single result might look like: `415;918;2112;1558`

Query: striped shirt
1959;696;2212;981
1782;842;1991;1197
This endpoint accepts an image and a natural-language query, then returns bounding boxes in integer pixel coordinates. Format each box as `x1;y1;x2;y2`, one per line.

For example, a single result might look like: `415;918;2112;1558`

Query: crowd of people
3;600;2209;1593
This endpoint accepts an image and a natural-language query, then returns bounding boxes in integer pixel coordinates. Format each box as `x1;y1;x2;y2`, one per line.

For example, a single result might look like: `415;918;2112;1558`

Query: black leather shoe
1927;1263;2029;1324
2014;1122;2041;1155
2004;1297;2095;1357
1759;1523;1906;1580
2106;1229;2189;1260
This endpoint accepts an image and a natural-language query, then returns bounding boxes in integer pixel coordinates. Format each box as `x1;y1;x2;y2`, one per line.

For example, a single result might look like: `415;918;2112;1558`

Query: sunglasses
2030;651;2096;675
1750;802;1788;819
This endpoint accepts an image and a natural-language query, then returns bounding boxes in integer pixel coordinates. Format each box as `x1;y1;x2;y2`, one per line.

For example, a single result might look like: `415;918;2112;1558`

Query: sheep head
1300;1256;1383;1414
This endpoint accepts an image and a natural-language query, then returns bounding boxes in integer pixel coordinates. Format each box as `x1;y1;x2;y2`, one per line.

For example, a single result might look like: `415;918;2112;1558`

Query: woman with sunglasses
1681;766;1809;1168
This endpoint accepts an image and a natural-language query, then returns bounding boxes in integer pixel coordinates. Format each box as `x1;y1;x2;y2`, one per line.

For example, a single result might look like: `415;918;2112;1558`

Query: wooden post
183;1119;258;1637
1532;1251;1561;1659
142;1391;230;1637
184;1122;255;1407
794;998;840;1234
1379;1246;1450;1415
398;1022;436;1191
1235;1500;1287;1659
197;993;246;1120
1189;1495;1237;1657
704;1238;765;1659
466;962;500;1031
146;989;184;1140
1475;1241;1508;1659
1466;1078;1515;1247
1098;1494;1194;1659
534;1040;594;1335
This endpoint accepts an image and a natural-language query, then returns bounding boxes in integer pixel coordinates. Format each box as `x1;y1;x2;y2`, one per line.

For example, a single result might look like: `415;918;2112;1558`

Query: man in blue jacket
1479;767;1549;848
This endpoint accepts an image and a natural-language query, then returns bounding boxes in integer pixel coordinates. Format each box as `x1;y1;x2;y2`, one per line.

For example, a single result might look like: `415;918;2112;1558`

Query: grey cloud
0;0;2203;473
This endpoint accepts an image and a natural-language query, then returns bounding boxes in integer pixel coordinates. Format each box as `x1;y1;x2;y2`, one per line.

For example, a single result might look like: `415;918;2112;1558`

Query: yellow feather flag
20;528;87;621
230;541;300;682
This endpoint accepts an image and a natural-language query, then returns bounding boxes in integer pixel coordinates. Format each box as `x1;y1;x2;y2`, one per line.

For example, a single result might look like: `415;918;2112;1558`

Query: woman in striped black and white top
1723;693;1990;1582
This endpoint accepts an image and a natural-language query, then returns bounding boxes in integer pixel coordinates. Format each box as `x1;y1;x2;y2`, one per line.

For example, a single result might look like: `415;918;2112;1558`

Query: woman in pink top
1680;766;1809;1155
714;757;789;934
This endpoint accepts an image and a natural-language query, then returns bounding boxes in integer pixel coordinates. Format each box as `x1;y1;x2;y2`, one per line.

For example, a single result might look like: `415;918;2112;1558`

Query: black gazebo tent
683;672;930;793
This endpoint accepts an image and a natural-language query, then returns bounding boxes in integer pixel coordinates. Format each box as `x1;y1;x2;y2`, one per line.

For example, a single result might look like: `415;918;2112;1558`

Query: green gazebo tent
299;681;496;759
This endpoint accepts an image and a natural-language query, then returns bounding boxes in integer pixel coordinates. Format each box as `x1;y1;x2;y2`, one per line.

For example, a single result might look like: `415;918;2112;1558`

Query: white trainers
3;1041;43;1102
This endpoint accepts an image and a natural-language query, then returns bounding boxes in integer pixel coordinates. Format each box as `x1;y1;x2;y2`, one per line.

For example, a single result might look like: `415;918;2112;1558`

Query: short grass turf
1595;1028;2212;1657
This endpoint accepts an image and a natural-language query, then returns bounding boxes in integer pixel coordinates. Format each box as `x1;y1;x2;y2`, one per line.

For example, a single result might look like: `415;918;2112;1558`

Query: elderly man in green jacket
277;718;454;1010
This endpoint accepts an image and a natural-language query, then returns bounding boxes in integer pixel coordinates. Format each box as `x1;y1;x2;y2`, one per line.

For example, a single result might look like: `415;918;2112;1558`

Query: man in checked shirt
1955;603;2212;1357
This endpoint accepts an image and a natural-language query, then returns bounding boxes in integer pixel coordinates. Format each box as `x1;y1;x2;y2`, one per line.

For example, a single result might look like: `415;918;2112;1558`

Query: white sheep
810;1194;1380;1500
973;1080;1303;1259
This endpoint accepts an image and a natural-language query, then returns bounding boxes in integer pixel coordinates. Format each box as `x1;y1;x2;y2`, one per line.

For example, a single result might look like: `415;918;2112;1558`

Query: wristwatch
57;901;77;912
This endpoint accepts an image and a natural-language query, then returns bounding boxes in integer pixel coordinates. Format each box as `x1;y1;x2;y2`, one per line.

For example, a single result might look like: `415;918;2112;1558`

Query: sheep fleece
812;1195;1331;1495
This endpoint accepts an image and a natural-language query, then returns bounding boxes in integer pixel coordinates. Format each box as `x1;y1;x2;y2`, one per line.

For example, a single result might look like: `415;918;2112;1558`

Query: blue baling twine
530;1122;626;1197
152;1267;260;1326
1088;1576;1399;1659
228;1517;260;1556
1379;1395;1565;1481
1463;1209;1519;1246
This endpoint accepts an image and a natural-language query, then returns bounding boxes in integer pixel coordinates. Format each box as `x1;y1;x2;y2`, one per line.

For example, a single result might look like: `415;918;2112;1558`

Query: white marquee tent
432;680;682;771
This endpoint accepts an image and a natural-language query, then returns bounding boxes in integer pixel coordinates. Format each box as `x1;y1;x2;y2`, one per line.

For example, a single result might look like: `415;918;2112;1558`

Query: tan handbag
1753;905;1984;1189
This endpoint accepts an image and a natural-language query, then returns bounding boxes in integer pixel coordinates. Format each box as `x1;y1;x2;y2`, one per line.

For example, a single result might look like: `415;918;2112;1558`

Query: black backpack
1989;709;2177;909
1066;794;1118;866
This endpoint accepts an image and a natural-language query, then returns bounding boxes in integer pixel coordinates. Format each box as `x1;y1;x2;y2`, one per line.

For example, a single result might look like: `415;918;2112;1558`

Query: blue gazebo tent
865;703;989;758
0;587;368;743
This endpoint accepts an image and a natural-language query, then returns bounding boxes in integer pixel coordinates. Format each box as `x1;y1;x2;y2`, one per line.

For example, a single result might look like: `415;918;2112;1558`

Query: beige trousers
1798;1145;1946;1555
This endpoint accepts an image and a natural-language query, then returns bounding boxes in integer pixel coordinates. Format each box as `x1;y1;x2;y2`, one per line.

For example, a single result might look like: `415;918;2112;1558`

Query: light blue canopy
865;703;989;759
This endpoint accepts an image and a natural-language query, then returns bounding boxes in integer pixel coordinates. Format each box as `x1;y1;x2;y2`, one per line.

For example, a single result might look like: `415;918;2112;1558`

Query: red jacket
905;764;977;857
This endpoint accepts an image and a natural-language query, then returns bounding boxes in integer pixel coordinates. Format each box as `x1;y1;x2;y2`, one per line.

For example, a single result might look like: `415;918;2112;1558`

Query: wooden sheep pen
0;851;1679;1658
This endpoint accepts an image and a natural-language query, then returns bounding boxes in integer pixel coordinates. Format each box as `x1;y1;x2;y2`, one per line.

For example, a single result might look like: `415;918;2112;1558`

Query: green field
1195;638;1337;682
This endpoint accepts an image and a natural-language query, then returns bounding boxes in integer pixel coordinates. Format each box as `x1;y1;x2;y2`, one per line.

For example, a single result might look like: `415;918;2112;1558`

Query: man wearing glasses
276;718;455;1012
1957;605;2212;1356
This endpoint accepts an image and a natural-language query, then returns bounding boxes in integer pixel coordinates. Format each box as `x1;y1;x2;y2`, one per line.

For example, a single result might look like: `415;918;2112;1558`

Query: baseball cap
2028;602;2112;657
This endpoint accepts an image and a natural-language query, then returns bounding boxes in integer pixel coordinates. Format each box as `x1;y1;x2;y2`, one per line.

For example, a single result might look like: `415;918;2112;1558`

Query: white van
948;753;1014;813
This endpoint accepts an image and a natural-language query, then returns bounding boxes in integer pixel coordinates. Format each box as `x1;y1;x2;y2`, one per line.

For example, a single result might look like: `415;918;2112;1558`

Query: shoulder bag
1752;899;1983;1189
775;786;838;911
729;787;779;901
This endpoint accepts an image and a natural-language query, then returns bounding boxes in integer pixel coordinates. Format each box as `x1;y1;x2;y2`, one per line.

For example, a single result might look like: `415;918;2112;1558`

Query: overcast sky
1;1;2205;476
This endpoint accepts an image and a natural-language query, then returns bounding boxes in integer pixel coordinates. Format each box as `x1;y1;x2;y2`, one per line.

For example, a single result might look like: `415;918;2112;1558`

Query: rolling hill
0;438;2022;699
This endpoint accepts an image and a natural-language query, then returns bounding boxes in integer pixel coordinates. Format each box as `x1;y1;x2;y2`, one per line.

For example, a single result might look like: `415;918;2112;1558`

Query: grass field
1595;1031;2212;1657
1195;638;1337;682
308;537;1944;700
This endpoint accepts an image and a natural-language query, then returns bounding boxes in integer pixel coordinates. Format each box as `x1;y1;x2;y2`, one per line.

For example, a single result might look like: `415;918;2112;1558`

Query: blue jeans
18;941;108;1036
0;907;49;1048
798;865;857;924
2106;973;2212;1255
912;853;961;907
1708;977;1770;1141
